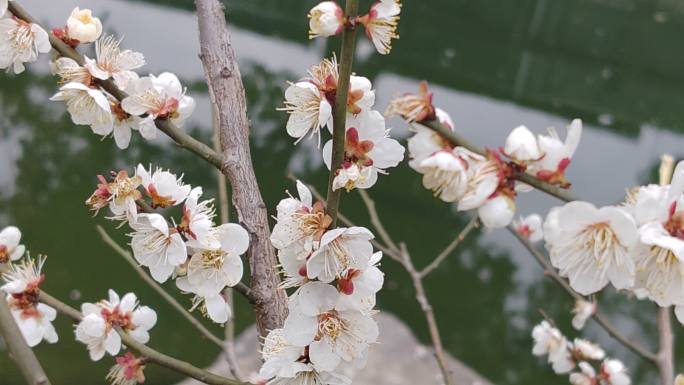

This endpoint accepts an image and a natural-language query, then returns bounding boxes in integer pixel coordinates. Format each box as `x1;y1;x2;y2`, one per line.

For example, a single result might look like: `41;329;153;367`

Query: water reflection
0;0;683;384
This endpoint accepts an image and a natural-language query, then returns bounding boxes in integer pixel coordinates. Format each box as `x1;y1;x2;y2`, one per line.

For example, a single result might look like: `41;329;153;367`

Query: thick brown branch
420;119;576;203
0;295;52;385
195;0;287;335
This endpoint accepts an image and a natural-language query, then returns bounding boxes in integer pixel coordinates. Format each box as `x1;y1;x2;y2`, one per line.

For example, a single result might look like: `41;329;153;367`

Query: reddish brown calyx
337;268;361;295
178;206;196;240
115;352;147;383
146;184;175;209
664;202;684;240
52;27;80;48
486;148;517;200
343;127;374;168
102;306;133;331
0;245;8;264
536;158;572;188
111;102;131;123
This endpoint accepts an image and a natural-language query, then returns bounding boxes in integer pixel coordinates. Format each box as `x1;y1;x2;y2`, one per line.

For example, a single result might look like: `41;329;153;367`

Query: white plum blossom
478;194;516;229
359;0;401;55
281;81;332;145
543;201;638;296
601;359;630;385
514;214;544;242
106;171;143;222
50;57;92;85
417;148;483;203
504;125;541;162
75;290;157;361
106;352;146;385
347;75;376;116
323;111;404;191
176;278;233;324
271;181;332;285
0;225;25;263
336;251;384;312
307;227;374;283
571;299;596;330
50;82;113;136
85;35;145;89
2;257;58;347
406;107;454;170
572;338;605;361
630;163;684;306
180;187;217;248
0;0;7;17
122;72;196;129
283;282;379;369
531;320;574;374
308;1;345;39
0;17;50;74
259;328;352;385
66;7;102;43
456;157;500;212
130;213;187;283
136;164;191;208
569;362;597;385
181;223;248;298
529;119;582;187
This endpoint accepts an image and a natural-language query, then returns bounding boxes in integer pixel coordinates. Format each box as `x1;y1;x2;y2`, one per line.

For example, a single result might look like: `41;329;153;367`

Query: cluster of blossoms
86;164;249;325
308;0;401;55
282;57;404;191
0;231;58;347
1;6;195;149
532;320;630;385
257;181;383;384
390;82;583;229
539;160;684;325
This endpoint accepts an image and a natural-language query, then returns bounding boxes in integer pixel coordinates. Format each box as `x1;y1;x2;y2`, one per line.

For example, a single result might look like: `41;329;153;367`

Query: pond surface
1;0;684;384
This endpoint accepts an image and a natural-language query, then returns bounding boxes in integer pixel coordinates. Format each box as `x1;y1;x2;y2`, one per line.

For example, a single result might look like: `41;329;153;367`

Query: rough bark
195;0;287;336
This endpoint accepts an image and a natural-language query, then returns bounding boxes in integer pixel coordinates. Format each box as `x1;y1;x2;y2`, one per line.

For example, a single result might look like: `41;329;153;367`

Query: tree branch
0;295;52;385
507;226;658;364
325;0;360;226
420;119;576;203
38;291;246;385
419;217;480;278
195;0;287;336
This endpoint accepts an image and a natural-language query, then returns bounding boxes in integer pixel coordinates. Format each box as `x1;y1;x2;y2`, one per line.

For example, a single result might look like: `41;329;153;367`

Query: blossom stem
507;225;659;364
420;119;577;203
326;0;360;226
0;295;52;385
38;291;247;385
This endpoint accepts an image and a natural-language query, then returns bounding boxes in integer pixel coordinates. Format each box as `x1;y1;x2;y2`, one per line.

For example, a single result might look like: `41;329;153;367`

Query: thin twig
38;291;246;385
507;225;658;363
420;119;576;203
0;295;52;385
358;190;401;253
325;0;360;226
96;225;226;349
419;217;480;278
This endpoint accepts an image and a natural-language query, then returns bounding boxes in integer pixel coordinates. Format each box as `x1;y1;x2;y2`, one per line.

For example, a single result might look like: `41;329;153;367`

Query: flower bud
66;7;102;43
478;195;516;229
504;125;540;162
308;2;344;39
